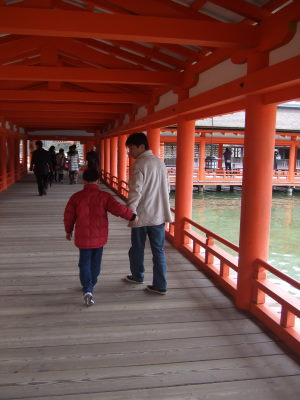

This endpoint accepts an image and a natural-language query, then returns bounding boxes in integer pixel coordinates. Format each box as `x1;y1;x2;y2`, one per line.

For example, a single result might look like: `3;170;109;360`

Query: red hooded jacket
64;184;133;249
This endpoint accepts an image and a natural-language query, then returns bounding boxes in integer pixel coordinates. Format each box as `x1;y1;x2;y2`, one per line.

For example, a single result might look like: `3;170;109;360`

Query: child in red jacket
64;168;136;307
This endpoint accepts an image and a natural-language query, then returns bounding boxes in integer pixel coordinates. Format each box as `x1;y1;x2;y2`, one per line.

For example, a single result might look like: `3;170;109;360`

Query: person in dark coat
48;145;57;185
86;146;100;170
223;147;232;171
64;169;137;307
30;140;52;196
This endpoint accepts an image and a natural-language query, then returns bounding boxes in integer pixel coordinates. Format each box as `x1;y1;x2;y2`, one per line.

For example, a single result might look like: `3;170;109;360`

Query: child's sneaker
83;292;95;307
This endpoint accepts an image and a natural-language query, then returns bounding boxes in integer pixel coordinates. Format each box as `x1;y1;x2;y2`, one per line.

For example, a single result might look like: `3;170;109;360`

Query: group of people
64;133;172;307
30;141;98;196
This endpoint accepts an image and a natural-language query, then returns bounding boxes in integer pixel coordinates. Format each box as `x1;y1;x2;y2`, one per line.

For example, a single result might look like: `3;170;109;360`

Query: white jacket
127;150;172;227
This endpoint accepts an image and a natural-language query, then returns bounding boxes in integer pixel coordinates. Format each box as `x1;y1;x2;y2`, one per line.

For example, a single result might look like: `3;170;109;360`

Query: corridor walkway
0;175;299;400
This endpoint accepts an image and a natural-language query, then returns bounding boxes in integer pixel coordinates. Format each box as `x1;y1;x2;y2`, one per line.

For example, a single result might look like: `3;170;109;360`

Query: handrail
102;174;300;354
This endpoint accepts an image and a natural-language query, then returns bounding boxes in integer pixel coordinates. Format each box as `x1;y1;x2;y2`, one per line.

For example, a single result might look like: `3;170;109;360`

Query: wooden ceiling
0;0;296;135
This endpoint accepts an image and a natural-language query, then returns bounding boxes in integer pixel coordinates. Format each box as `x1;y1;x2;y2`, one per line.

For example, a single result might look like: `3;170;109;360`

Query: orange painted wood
117;135;127;194
237;95;277;310
104;137;110;175
0;102;132;114
0;66;182;86
0;7;259;47
0;90;150;104
147;128;161;157
110;136;118;182
173;119;195;248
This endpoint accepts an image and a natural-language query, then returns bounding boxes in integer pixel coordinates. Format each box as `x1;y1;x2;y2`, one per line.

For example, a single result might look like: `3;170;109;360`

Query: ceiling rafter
0;7;260;48
0;65;183;86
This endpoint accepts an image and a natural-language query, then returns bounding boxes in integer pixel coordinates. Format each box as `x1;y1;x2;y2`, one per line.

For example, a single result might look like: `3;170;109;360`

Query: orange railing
167;168;300;186
102;171;300;354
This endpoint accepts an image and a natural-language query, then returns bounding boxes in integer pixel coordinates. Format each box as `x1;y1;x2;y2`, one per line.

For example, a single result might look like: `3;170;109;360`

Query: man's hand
66;232;72;240
128;216;139;227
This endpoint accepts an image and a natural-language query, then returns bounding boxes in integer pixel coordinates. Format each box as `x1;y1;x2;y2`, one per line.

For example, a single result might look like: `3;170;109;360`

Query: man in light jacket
123;132;172;294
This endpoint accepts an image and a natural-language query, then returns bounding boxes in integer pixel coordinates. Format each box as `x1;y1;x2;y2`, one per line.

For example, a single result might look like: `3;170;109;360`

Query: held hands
128;215;139;227
66;232;72;240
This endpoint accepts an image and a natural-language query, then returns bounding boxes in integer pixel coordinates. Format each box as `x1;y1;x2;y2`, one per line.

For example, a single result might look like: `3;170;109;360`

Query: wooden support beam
0;7;259;48
0;66;182;86
0;102;132;114
0;89;150;104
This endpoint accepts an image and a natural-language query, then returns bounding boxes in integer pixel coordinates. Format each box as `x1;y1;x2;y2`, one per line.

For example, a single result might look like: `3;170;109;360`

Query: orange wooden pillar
198;137;206;180
147;128;161;157
104;138;110;184
8;136;15;185
23;138;28;174
173;119;195;248
237;55;277;310
0;135;7;191
15;138;21;180
160;142;165;161
100;139;105;173
110;136;118;188
218;144;223;169
118;135;127;195
288;138;297;182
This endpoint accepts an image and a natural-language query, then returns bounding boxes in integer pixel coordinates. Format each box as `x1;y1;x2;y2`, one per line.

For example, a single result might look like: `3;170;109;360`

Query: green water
170;190;300;284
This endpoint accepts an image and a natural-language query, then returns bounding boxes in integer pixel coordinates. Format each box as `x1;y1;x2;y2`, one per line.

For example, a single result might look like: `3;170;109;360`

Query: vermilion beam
0;89;150;104
0;7;259;48
0;102;132;114
0;66;182;86
108;55;300;134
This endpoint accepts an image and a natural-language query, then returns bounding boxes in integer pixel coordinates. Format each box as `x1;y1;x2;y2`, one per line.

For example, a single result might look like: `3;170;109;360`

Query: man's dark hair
83;168;100;182
125;132;149;150
35;140;43;147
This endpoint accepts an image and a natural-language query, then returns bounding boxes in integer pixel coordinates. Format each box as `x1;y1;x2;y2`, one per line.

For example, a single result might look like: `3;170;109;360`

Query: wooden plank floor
0;174;299;400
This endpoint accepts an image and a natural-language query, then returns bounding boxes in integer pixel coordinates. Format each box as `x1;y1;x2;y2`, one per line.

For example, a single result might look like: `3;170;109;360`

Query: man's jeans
79;247;103;293
129;224;167;291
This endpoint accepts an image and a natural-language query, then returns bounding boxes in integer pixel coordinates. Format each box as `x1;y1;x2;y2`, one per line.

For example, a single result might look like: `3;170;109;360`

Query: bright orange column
117;135;127;195
288;138;297;182
198;137;206;180
218;143;223;169
15;138;21;180
173;119;195;248
147;128;161;157
110;136;118;187
160;142;165;161
0;135;7;191
8;136;15;184
237;98;276;309
100;139;105;173
104;138;110;184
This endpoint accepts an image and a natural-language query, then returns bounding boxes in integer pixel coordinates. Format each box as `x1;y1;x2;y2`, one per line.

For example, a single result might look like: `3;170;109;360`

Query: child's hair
125;132;149;150
83;168;100;182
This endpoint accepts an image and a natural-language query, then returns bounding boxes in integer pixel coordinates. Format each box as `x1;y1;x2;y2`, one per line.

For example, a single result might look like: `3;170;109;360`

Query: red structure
0;0;299;355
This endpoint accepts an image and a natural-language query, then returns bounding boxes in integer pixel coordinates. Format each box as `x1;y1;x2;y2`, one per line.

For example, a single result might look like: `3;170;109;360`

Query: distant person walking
56;148;67;183
223;147;232;171
64;169;136;306
68;145;80;184
30;140;52;196
86;146;100;170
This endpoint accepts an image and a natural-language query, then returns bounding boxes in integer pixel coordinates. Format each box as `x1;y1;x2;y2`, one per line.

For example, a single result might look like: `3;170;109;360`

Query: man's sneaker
83;292;95;307
145;285;167;295
123;275;143;284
